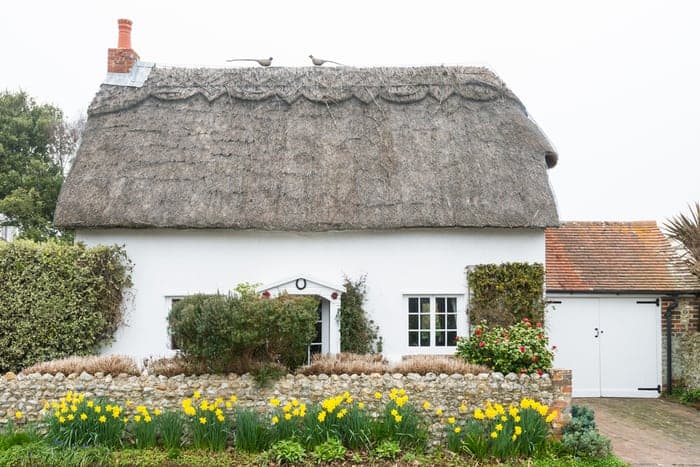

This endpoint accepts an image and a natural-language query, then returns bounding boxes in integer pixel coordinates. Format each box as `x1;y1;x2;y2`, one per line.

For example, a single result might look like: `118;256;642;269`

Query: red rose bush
455;319;555;375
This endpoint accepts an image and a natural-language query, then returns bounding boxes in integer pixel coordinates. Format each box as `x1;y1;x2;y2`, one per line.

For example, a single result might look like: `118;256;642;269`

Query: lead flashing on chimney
104;61;154;87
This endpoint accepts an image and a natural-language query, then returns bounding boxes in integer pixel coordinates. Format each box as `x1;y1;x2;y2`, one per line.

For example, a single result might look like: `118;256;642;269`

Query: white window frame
405;294;462;349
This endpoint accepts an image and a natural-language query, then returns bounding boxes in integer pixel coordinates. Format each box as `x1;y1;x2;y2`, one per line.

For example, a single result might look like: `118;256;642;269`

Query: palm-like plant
664;202;700;279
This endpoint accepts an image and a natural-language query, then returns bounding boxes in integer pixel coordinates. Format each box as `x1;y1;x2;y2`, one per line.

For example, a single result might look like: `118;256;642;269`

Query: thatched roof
55;65;559;230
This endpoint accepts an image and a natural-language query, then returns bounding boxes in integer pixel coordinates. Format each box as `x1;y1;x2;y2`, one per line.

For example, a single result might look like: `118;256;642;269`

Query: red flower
532;355;539;362
552;345;557;350
536;322;542;328
479;341;485;348
537;333;543;340
537;368;544;376
475;328;482;336
523;318;529;322
262;290;271;298
519;346;526;353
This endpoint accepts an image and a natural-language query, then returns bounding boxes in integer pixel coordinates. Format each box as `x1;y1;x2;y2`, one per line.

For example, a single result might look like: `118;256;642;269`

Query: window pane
409;331;418;347
420;332;430;346
447;297;457;314
409;297;418;314
435;314;445;330
420;314;430;330
447;314;457;329
436;297;445;313
435;331;445;346
409;314;418;330
420;297;430;314
447;331;457;346
310;344;322;355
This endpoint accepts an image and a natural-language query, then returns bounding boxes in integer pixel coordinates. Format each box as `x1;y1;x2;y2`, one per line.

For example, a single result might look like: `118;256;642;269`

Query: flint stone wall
0;369;572;436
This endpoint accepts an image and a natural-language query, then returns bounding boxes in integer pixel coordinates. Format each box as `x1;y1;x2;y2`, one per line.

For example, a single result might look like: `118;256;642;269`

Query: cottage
55;19;559;363
545;221;700;397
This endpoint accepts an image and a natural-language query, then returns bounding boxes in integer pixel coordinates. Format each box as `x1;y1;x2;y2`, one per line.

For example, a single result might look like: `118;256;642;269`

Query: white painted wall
77;228;545;363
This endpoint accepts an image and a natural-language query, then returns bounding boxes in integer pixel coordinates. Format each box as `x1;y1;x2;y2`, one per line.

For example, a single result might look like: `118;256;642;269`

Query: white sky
2;0;698;224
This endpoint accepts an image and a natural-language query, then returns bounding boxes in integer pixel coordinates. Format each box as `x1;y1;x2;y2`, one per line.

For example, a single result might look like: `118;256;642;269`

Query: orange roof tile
545;221;700;293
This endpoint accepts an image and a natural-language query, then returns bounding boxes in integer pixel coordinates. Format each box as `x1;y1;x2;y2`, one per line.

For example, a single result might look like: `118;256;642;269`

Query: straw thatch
55;66;559;230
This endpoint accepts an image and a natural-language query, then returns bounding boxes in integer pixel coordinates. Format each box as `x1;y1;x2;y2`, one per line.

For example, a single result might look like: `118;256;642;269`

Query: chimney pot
117;18;133;49
108;18;139;74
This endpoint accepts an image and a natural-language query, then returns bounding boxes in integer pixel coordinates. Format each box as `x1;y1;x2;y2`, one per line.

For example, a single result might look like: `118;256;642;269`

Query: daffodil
14;411;22;419
474;408;485;420
284;413;292;421
514;426;522;435
490;431;498;439
193;390;201;400
199;417;207;424
80;413;88;421
423;401;431;410
271;416;279;425
454;426;461;433
459;404;467;413
98;415;107;423
448;416;456;424
269;398;281;407
375;392;382;399
317;411;327;423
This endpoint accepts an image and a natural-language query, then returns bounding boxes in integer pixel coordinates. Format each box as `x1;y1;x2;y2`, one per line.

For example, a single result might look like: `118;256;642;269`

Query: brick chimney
108;19;139;73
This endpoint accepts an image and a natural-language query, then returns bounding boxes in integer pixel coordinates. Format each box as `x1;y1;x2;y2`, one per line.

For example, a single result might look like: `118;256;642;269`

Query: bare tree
664;202;700;278
49;114;86;175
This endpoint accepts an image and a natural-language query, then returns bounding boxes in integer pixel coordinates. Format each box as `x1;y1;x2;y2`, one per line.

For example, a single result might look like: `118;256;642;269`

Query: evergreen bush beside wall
467;263;545;326
168;285;318;372
0;240;132;372
338;276;381;354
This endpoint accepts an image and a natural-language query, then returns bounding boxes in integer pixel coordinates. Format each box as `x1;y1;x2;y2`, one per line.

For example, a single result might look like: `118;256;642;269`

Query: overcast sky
2;0;698;224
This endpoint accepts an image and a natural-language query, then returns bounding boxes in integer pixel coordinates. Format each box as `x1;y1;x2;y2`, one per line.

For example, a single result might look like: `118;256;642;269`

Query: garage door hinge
637;385;661;393
636;298;659;306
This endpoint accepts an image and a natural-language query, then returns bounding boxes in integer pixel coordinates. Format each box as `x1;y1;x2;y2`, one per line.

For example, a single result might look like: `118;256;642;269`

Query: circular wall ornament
295;278;307;290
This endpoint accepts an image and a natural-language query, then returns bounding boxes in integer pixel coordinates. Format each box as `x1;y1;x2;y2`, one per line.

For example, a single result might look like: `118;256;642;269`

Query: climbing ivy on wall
467;262;545;326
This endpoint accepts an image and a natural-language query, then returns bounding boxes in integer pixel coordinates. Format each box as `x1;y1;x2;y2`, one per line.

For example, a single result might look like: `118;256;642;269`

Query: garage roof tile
545;221;700;293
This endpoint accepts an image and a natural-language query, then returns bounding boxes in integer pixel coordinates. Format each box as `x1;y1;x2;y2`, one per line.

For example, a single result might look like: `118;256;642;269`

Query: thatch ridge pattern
89;66;523;116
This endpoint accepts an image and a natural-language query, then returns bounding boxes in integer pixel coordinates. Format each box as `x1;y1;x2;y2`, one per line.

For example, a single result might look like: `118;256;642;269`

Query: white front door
546;296;661;398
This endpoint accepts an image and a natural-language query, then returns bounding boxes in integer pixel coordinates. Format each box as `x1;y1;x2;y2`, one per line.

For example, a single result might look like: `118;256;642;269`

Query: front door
308;298;330;362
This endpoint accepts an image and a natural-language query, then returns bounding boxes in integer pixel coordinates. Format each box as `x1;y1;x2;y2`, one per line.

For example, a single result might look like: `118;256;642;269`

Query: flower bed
9;386;565;462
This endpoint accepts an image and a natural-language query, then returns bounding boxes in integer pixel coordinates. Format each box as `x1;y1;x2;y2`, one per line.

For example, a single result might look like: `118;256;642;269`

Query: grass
20;355;141;376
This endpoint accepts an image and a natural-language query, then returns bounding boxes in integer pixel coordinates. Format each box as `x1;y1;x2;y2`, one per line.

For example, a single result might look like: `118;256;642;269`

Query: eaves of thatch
55;65;559;231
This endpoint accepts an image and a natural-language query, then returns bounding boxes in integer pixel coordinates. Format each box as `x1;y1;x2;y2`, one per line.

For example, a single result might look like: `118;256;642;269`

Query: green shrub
269;439;306;464
374;439;401;459
0;240;132;372
168;284;318;372
455;319;554;374
467;262;545;325
339;276;381;354
561;405;612;459
311;437;347;463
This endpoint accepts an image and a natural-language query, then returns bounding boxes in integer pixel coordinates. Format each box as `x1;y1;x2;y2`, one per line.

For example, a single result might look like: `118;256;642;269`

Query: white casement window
407;296;459;347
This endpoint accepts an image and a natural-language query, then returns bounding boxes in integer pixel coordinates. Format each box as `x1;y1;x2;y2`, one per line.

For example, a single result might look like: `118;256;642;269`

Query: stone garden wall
0;369;572;436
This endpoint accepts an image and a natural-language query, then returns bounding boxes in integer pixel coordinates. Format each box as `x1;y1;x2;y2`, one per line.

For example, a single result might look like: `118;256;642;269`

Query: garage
545;221;699;397
546;295;660;397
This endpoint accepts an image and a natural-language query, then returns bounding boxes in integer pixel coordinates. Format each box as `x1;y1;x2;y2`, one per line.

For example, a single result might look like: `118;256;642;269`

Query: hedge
168;285;319;372
0;240;132;372
467;262;545;326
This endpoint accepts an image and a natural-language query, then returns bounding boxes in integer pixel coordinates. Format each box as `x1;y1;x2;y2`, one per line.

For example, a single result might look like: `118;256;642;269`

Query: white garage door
546;296;661;398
